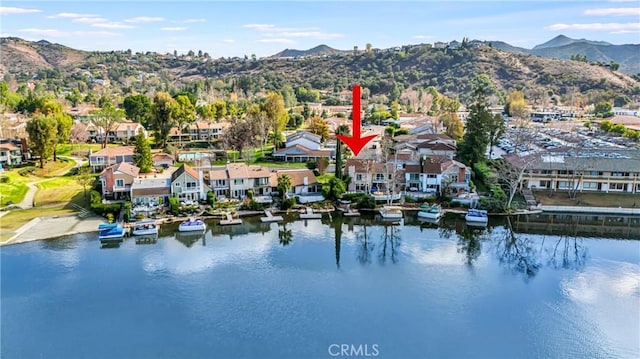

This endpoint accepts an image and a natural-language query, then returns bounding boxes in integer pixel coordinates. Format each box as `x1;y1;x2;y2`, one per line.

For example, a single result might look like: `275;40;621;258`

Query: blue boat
98;223;125;240
465;209;488;224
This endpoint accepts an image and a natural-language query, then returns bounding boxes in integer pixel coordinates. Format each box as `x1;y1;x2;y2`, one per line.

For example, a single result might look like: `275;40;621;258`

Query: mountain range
1;35;638;103
270;35;640;75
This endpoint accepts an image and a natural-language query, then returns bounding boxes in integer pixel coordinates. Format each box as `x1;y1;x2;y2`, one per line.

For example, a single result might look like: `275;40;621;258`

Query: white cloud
0;6;41;15
160;27;187;31
585;7;640;16
547;22;640;32
412;35;434;40
73;17;108;24
124;16;164;23
243;23;276;30
172;18;206;24
18;28;120;38
47;12;99;19
92;22;135;29
222;39;235;44
257;38;295;44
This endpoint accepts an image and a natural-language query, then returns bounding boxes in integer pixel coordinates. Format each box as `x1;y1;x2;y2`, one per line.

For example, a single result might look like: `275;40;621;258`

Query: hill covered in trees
1;36;638;108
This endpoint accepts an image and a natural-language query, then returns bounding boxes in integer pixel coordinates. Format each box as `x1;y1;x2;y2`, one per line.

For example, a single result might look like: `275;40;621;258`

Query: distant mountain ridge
271;44;348;58
532;35;612;50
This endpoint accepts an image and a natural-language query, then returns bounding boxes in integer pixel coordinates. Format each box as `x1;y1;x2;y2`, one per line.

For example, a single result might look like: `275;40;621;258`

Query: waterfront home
171;164;210;202
506;152;640;194
99;162;140;200
208;168;229;199
271;169;320;196
404;156;471;197
227;163;272;199
0;141;23;166
130;174;172;214
345;158;404;195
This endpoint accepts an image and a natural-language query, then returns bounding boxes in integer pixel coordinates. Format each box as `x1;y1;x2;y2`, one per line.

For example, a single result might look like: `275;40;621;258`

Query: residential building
152;153;174;168
186;121;226;141
171;164;210;202
99;162;140;200
273;130;333;162
89;146;135;172
226;163;272;199
433;41;448;49
130;175;172;212
271;169;320;195
107;121;147;143
0;141;23;166
507;153;640;194
404;156;471;196
345;158;403;195
208;168;230;199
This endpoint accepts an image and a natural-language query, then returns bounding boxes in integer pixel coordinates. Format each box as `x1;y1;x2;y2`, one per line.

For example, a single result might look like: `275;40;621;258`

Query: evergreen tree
335;124;350;179
134;132;153;173
458;81;492;166
26;115;58;168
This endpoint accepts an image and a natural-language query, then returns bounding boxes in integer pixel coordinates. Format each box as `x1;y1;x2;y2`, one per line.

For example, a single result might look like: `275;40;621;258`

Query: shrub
0;176;9;183
478;197;505;213
18;167;35;176
106;213;114;223
135;213;145;220
473;162;497;187
280;197;296;210
169;196;180;215
356;194;375;209
123;201;131;222
206;191;215;206
342;192;367;202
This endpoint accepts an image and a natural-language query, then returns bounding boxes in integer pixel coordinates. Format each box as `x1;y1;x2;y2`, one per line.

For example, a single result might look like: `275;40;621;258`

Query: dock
260;210;283;223
300;207;322;219
220;213;243;226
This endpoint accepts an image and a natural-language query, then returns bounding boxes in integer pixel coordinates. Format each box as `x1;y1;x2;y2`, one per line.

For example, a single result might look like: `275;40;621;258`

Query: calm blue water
2;214;639;359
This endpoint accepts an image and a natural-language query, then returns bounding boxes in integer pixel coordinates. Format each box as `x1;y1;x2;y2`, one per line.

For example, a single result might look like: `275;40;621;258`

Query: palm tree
277;174;292;200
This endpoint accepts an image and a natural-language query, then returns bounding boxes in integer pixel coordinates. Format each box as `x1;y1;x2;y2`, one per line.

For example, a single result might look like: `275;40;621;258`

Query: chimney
458;167;465;183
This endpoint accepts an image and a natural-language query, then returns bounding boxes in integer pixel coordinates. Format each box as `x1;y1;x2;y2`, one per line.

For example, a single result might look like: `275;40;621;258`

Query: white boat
417;204;442;220
178;218;206;232
465;209;488;223
98;223;125;240
379;205;403;219
132;220;159;236
260;210;283;223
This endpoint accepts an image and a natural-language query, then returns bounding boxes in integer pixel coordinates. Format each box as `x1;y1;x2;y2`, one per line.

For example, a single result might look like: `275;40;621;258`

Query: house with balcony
208;168;230;199
171;164;209;203
0;141;23;166
345;158;403;196
89;146;135;172
130;175;172;214
226;163;272;199
506;153;640;194
99;162;140;200
186;121;226;141
404;156;471;197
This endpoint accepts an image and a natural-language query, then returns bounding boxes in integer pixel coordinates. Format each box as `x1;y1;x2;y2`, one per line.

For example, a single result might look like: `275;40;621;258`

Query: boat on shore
417;204;442;220
98;223;125;241
178;218;206;232
379;205;403;220
465;209;488;224
132;220;159;236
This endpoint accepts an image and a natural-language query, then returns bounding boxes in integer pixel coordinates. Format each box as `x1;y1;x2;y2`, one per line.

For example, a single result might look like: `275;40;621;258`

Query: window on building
539;180;551;188
115;179;125;188
374;174;384;181
582;182;598;190
234;179;243;185
610;183;627;191
186;182;197;189
611;172;629;177
408;174;419;181
540;170;552;174
557;181;571;189
585;171;603;176
174;182;180;187
427;174;437;179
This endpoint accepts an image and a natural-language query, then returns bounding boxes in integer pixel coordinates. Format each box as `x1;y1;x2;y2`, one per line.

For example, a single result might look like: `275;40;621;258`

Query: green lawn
0;172;29;206
316;174;335;184
534;190;640;208
35;176;85;206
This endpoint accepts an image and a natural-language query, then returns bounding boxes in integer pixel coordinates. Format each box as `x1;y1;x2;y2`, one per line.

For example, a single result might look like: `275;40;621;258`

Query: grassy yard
534;190;640;208
35;176;85;206
0;158;77;206
316;173;335;184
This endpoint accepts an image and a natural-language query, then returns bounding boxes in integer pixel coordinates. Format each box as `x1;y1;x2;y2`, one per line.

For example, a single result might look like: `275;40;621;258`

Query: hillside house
0;142;22;166
107;121;147;143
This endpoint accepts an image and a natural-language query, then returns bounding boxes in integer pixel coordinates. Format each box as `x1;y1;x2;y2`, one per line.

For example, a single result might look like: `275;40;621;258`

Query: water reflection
278;224;293;247
456;223;485;267
494;217;542;279
174;231;204;247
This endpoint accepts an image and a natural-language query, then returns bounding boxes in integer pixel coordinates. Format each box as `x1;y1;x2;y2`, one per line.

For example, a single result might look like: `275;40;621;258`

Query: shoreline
2;204;637;247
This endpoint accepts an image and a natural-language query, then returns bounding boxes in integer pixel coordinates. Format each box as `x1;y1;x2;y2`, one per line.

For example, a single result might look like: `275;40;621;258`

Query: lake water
2;214;639;358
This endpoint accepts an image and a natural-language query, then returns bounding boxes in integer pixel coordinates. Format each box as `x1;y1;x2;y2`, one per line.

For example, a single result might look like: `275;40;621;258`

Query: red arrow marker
336;85;377;156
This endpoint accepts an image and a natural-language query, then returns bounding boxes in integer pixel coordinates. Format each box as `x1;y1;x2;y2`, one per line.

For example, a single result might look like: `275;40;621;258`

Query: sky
1;1;639;57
